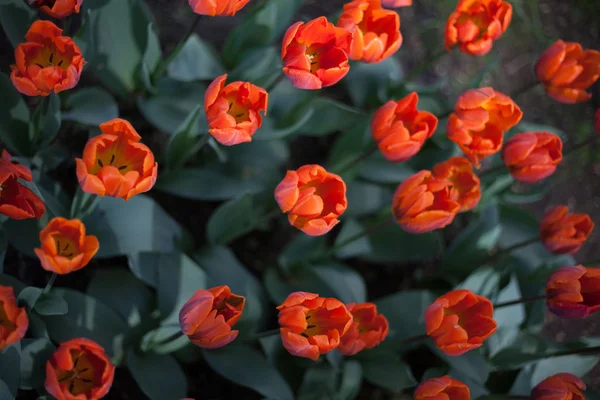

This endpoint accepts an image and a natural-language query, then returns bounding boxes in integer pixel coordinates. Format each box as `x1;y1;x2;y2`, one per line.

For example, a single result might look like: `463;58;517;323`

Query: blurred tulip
540;205;594;254
382;0;412;7
45;338;115;400
76;118;158;200
274;164;347;236
425;289;497;356
179;286;245;349
33;0;82;19
281;17;352;89
546;265;600;319
338;302;389;355
10;20;84;96
447;87;522;166
204;74;268;146
502;132;563;183
414;376;470;400
277;292;353;360
0;150;46;220
445;0;512;56
188;0;250;16
0;286;28;351
34;217;99;275
432;157;481;212
531;373;585;400
371;92;438;162
392;170;460;234
536;40;600;104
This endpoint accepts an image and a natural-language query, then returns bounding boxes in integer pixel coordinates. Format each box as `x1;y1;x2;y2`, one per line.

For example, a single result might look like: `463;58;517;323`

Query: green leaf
254;107;314;140
17;287;43;309
229;46;281;83
165;106;202;170
344;57;403;108
35;291;68;316
339;360;362;400
431;346;490;396
203;344;294;400
358;153;417;184
299;98;363;137
0;274;25;293
0;73;32;156
531;355;598;387
127;350;188;400
207;194;267;245
298;364;337;400
0;380;14;400
19;338;56;390
328;120;371;175
457;266;500;298
334;219;373;259
361;353;416;391
345;182;392;217
0;344;20;398
167;34;223;82
62;87;119;126
278;234;327;268
37;93;61;147
376;290;433;340
141;22;162;79
4;218;41;258
310;263;367;304
0;0;35;48
487;275;525;355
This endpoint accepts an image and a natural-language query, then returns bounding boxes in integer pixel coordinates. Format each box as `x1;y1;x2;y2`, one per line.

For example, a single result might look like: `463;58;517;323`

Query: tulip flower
425;289;497;356
204;74;268;146
281;17;352;90
546;265;600;319
447;87;523;166
382;0;412;7
432;157;481;212
337;0;402;64
0;286;28;351
536;40;600;104
392;170;460;234
371;92;438;163
531;373;585;400
277;292;353;361
10;20;84;96
502;132;563;183
34;217;99;275
179;286;245;349
0;150;46;220
33;0;83;19
274;164;347;236
188;0;250;16
540;205;594;255
76;118;158;200
414;376;470;400
45;338;115;400
338;302;389;356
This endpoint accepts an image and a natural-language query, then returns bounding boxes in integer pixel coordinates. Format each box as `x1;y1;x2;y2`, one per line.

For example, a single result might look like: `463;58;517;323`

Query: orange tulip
447;87;523;166
179;286;245;349
536;40;600;104
337;0;402;64
382;0;412;7
502;132;563;183
338;302;389;356
45;338;115;400
281;17;352;90
371;92;438;162
546;265;600;319
76;118;158;200
0;286;28;351
34;217;99;275
540;205;594;255
274;164;347;236
392;170;460;234
10;20;84;97
414;376;470;400
33;0;82;19
432;157;481;212
204;74;268;146
277;292;353;360
445;0;512;56
425;289;497;356
188;0;250;16
0;150;46;220
531;373;585;400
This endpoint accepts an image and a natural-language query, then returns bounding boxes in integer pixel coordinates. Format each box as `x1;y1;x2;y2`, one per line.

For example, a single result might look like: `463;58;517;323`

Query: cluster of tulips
1;0;600;399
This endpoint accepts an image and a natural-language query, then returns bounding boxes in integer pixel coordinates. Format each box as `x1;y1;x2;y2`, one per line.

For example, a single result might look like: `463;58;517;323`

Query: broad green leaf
298;364;337;400
140;22;161;80
361;353;416;392
531;355;599;387
36;93;61;147
344;57;404;108
165;105;203;170
0;0;35;48
432;346;490;391
0;73;32;156
19;338;55;390
278;234;327;268
334;219;373;259
0;344;20;398
328;120;371;175
458;267;500;297
207;194;267;245
487;275;525;355
127;350;188;400
229;46;281;83
35;291;68;316
299;98;363;137
339;361;362;400
254;107;314;140
359;153;417;184
376;290;433;340
62;87;119;126
17;287;43;309
345;182;392;217
167;34;223;81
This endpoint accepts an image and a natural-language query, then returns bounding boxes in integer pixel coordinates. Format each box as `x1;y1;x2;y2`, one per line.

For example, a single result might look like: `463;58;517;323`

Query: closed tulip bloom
277;292;353;361
531;373;585;400
502;132;563;183
76;118;158;200
338;302;389;356
536;40;600;104
281;17;352;90
414;376;470;400
445;0;512;56
204;74;268;146
425;289;497;356
392;170;460;234
432;157;481;212
382;0;412;7
45;338;115;400
371;92;438;163
0;151;46;220
447;87;523;166
0;286;28;351
540;206;594;255
337;0;402;64
274;165;347;236
546;265;600;319
34;217;99;275
188;0;250;16
33;0;83;19
10;20;84;96
179;286;245;349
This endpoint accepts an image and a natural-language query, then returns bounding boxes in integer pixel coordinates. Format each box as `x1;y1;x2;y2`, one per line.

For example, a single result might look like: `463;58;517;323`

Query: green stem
333;143;378;175
43;273;57;295
264;71;285;93
402;49;448;84
243;328;280;342
478;236;539;265
31;96;50;147
546;345;600;358
494;294;546;309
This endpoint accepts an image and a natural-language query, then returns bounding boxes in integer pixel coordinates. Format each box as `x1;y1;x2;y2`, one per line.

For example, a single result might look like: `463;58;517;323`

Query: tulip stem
333;143;379;175
244;328;280;342
264;72;285;93
43;273;57;295
563;135;599;156
478;236;539;266
546;345;600;358
493;294;546;309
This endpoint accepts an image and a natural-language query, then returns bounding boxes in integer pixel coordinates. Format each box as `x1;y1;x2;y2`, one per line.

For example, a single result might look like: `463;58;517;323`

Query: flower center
306;46;321;73
54;236;78;259
30;45;70;71
96;152;129;174
226;95;250;124
213;295;244;322
57;351;99;396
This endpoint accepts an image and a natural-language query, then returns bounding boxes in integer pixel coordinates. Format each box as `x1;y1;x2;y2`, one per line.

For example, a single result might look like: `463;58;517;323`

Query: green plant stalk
332;142;378;175
31;96;50;147
264;71;285;93
493;294;546;309
478;236;539;266
43;273;57;295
